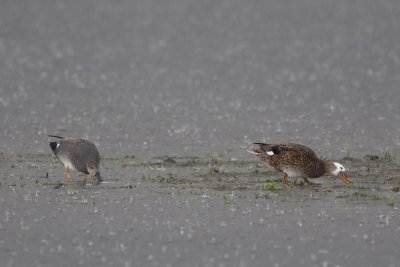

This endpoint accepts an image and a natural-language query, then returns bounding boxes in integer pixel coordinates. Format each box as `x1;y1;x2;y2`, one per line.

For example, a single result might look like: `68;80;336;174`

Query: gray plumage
49;135;101;183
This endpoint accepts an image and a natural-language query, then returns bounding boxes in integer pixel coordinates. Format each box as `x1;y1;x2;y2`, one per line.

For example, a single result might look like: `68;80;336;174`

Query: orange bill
339;175;352;185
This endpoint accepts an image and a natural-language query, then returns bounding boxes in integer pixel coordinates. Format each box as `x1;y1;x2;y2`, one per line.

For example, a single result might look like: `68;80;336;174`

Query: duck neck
323;161;336;175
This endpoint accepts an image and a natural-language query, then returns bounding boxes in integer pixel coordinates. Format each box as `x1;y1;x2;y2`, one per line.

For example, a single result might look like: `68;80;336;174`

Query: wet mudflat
1;0;400;266
1;152;399;267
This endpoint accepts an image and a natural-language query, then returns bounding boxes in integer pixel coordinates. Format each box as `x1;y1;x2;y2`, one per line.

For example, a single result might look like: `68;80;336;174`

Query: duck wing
253;143;317;158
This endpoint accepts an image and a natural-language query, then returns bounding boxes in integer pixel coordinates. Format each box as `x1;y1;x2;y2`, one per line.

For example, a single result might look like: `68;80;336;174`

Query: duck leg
64;167;73;182
302;177;320;186
82;175;87;185
282;172;289;185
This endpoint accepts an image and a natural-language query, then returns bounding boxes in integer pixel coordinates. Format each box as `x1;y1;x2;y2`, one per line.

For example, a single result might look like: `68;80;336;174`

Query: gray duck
49;135;101;184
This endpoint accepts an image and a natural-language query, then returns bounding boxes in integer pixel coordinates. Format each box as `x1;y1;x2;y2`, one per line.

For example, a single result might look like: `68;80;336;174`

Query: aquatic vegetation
382;152;396;162
259;181;281;191
387;197;396;206
223;193;235;205
362;154;379;162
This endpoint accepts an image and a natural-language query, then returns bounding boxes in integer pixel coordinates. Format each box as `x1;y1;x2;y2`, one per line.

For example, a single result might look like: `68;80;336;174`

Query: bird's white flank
266;151;274;156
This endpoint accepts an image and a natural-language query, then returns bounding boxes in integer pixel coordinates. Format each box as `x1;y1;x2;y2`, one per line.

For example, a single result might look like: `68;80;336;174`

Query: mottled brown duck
248;143;352;186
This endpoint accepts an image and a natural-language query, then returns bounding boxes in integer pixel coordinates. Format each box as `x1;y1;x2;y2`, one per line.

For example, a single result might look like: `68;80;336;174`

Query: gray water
1;0;400;266
1;0;400;160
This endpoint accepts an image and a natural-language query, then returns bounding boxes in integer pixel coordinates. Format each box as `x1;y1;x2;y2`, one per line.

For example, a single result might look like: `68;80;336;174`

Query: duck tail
253;142;272;150
48;135;65;139
251;143;278;155
49;141;58;151
253;142;269;146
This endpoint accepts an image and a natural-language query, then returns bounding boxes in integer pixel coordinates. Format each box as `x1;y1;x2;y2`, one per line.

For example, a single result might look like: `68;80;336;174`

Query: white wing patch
266;151;274;156
56;143;60;148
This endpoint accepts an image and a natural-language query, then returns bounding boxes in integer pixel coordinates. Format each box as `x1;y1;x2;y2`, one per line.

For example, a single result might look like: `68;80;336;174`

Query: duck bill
95;172;102;183
339;174;352;185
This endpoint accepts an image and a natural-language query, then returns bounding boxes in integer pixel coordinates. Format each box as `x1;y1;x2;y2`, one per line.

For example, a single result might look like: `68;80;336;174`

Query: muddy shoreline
1;152;400;266
1;0;400;265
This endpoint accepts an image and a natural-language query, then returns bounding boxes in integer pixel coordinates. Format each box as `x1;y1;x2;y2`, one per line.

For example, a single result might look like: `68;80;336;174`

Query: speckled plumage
49;135;101;183
248;143;352;186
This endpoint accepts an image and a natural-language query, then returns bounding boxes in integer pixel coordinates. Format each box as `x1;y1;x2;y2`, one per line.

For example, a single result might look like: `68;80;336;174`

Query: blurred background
1;0;399;161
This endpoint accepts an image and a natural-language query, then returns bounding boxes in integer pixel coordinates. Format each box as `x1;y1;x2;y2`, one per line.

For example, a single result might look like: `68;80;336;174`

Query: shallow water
0;0;400;161
1;153;400;266
1;0;400;266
